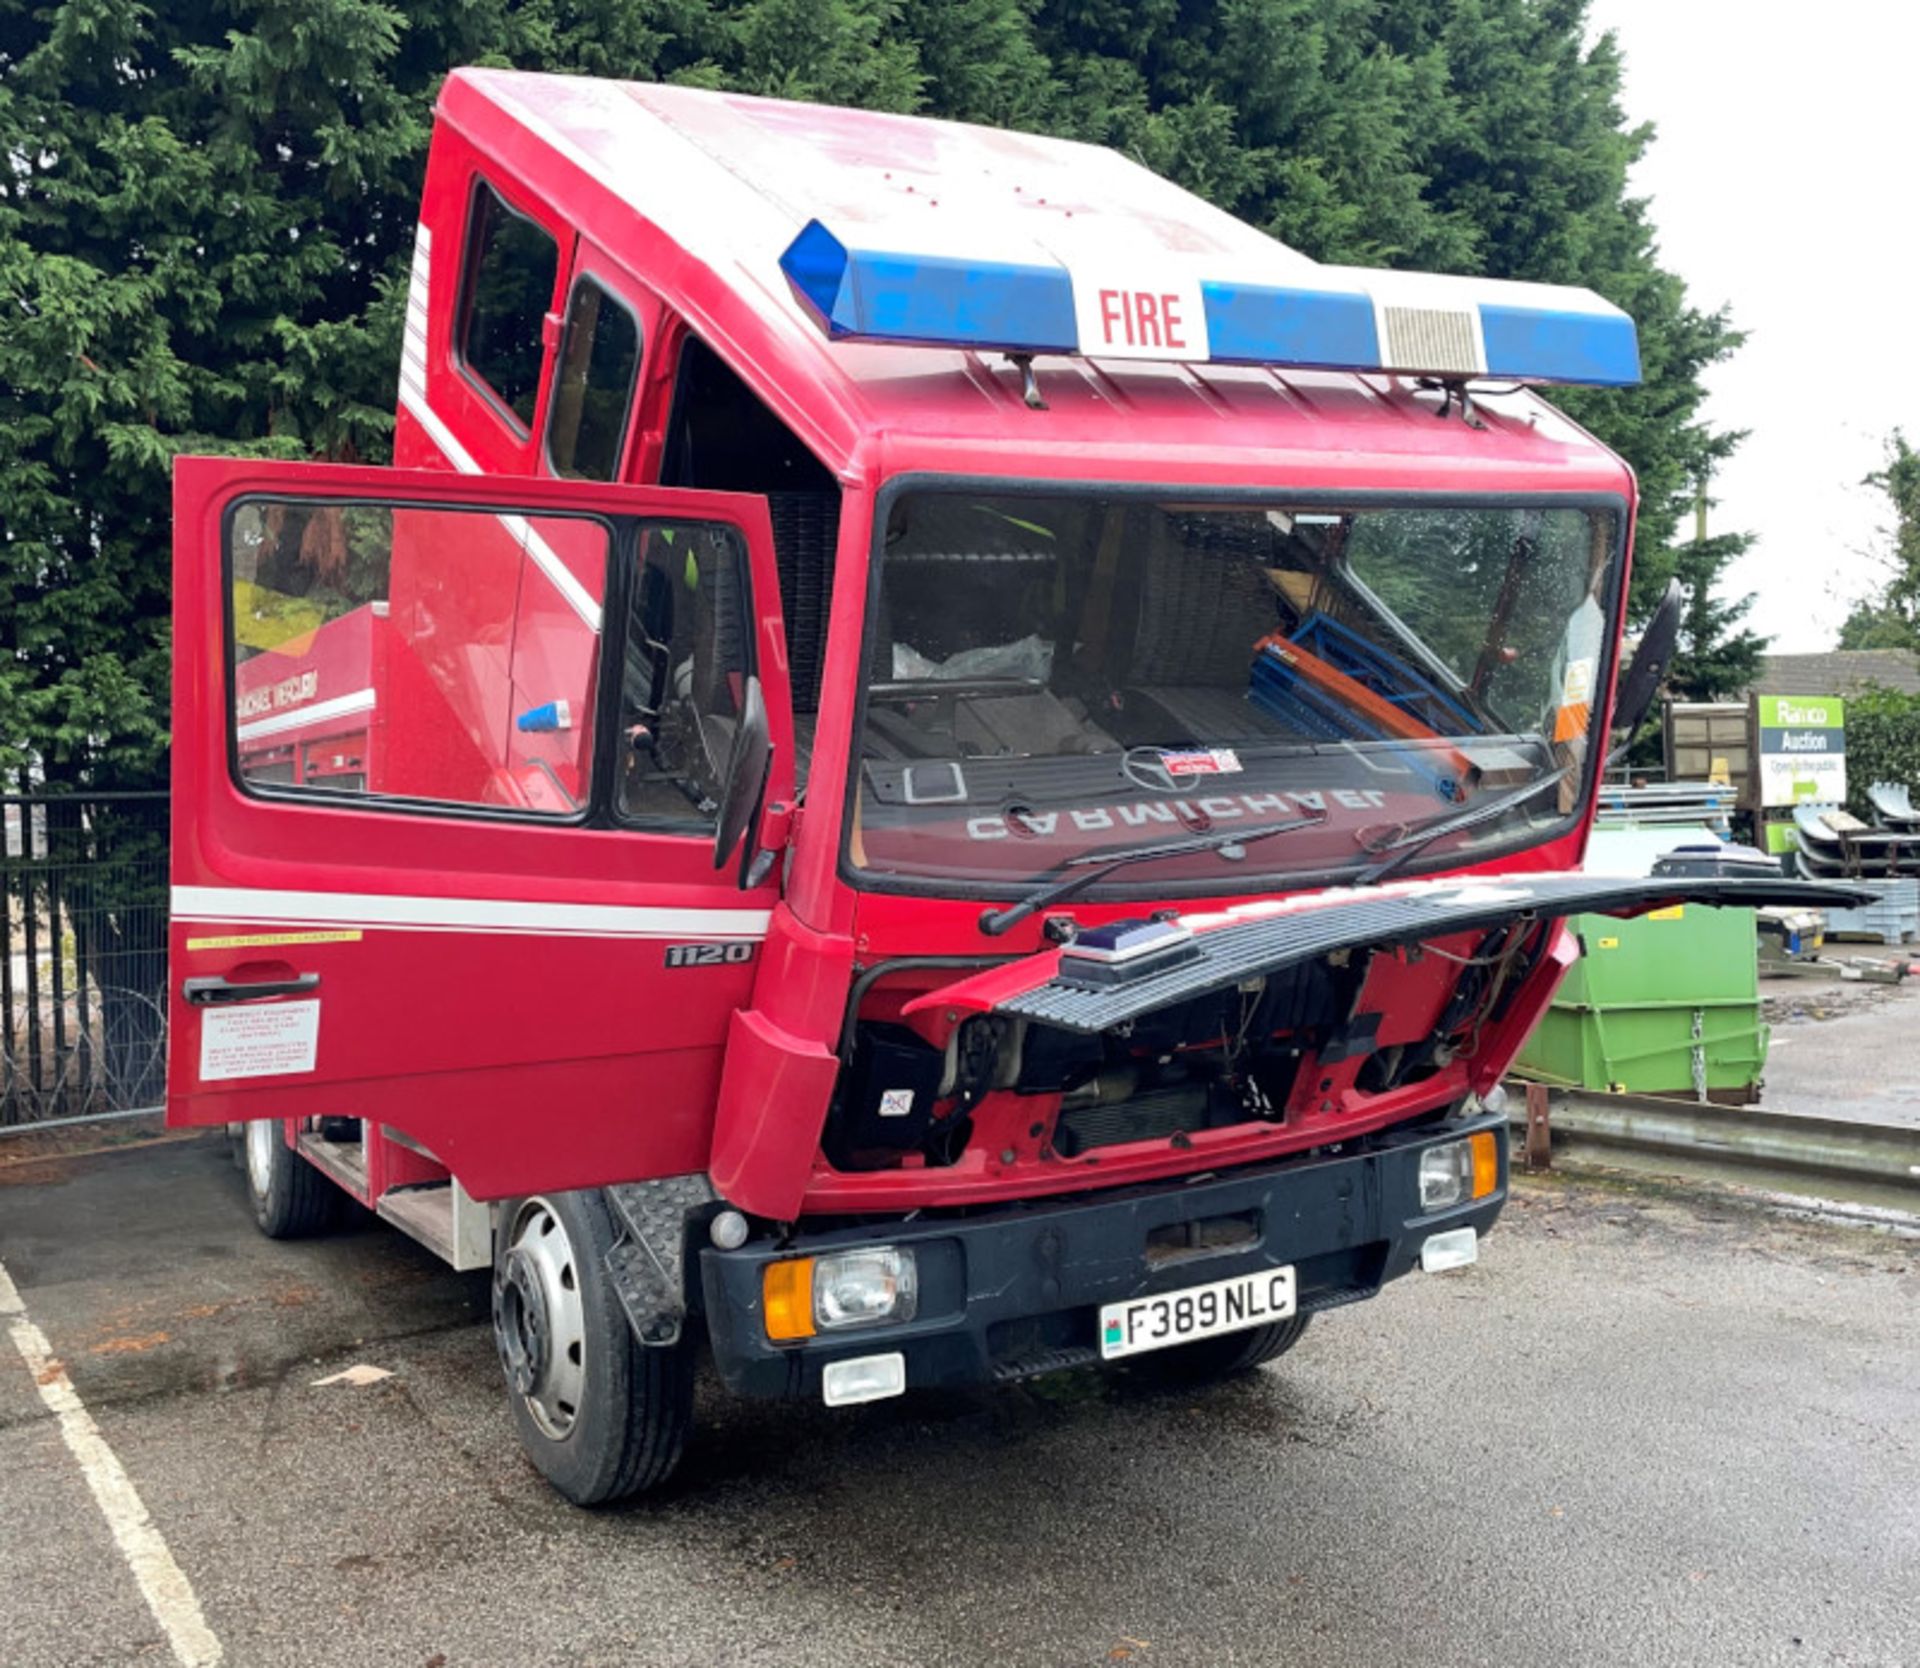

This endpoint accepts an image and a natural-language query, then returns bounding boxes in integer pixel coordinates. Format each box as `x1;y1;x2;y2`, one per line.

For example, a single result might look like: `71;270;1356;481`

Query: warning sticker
184;929;362;952
199;999;320;1083
1160;748;1243;778
1551;658;1598;744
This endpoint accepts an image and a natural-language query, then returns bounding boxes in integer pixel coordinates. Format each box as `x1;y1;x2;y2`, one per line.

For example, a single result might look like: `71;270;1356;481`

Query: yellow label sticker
1596;936;1620;949
1647;905;1685;921
184;929;363;951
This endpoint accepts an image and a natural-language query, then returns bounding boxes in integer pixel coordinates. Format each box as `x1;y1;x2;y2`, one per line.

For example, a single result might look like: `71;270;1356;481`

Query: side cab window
546;272;643;481
448;176;564;460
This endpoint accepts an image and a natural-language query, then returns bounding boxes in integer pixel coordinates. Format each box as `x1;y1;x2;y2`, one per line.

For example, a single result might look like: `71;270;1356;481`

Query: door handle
182;973;321;1006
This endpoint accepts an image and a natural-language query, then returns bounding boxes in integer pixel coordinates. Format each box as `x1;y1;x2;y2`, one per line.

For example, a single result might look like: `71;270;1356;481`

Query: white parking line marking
0;1257;223;1667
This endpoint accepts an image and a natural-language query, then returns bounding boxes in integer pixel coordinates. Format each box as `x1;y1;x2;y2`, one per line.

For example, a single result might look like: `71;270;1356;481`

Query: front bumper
700;1108;1507;1399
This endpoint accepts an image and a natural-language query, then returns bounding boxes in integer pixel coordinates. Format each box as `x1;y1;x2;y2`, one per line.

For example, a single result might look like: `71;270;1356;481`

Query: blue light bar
1199;280;1381;371
1479;303;1636;388
779;219;1640;387
781;220;1075;353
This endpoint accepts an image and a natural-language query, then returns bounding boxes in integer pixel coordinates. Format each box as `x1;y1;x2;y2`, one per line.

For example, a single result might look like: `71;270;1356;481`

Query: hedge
1845;686;1920;818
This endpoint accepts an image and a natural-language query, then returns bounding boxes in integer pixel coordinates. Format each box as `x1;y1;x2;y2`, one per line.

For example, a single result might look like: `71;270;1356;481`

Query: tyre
242;1117;340;1239
1122;1312;1311;1387
491;1190;696;1506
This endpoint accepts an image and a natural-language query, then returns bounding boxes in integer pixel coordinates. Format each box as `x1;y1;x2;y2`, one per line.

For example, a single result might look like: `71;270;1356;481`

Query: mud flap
708;1006;840;1220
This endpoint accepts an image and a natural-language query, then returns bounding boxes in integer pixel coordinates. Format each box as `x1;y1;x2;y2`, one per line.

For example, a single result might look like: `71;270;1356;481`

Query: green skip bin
1513;905;1766;1103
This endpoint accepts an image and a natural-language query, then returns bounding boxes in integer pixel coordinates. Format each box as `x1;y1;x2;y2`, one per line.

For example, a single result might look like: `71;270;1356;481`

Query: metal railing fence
3;790;169;1126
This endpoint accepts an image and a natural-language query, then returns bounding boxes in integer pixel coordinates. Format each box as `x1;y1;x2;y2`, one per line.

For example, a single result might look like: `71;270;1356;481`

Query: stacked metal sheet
1821;881;1920;943
1593;780;1735;835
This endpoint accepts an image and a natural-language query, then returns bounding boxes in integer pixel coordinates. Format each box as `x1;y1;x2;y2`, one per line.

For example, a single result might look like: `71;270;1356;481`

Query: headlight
1419;1141;1473;1211
762;1247;919;1341
1418;1132;1501;1212
815;1247;918;1330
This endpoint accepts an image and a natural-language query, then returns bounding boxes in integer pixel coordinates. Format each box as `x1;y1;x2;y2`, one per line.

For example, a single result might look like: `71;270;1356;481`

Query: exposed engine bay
826;921;1548;1176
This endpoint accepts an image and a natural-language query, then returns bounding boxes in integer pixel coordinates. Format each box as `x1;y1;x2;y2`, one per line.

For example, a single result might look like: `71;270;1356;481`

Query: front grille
1052;1083;1211;1157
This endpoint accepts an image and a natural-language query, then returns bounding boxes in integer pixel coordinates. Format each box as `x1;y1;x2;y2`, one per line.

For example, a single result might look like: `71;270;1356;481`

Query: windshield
849;489;1622;892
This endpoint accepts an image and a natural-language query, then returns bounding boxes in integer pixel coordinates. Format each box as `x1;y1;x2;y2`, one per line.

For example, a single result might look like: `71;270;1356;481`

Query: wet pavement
1761;978;1920;1129
1;1132;1916;1668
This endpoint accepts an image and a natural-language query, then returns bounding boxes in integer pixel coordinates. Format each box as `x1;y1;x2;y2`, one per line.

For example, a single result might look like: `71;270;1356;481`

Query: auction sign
1754;693;1846;808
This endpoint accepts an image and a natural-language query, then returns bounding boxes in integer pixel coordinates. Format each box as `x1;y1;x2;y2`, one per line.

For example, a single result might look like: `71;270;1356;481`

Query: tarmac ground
0;1130;1915;1668
1761;973;1920;1129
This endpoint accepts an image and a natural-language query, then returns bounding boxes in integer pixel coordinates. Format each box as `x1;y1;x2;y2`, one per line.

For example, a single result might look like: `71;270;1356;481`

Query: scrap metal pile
1790;787;1920;878
1784;784;1920;945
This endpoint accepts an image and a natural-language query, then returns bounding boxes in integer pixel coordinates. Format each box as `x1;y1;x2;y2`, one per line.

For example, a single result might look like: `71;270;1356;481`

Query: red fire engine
169;71;1848;1502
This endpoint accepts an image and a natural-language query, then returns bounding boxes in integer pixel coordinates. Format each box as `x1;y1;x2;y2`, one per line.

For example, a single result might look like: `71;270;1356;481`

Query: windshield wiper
978;814;1325;937
1357;763;1576;885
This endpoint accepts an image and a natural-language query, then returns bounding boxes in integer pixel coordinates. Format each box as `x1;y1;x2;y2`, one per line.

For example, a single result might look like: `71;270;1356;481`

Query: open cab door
168;457;794;1202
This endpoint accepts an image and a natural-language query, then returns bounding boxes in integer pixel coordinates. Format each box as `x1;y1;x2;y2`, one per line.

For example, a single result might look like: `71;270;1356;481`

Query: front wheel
492;1191;696;1505
242;1118;339;1239
1122;1312;1311;1387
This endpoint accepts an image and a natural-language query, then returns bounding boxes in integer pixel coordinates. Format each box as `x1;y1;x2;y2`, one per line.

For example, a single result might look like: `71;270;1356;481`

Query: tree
1836;431;1920;653
0;0;527;792
0;0;1762;788
1667;525;1765;698
1013;1;1760;646
1838;605;1912;650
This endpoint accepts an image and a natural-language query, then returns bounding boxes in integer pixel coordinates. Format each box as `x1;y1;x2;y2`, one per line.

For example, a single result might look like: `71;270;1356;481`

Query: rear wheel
243;1118;339;1239
1123;1312;1311;1387
492;1191;695;1505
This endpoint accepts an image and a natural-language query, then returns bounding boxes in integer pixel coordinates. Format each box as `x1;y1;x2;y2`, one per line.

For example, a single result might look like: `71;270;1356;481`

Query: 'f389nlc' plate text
1098;1266;1296;1360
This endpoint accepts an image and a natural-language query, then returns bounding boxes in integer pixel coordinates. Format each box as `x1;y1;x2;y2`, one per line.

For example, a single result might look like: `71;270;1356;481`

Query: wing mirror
1612;579;1683;741
712;676;775;886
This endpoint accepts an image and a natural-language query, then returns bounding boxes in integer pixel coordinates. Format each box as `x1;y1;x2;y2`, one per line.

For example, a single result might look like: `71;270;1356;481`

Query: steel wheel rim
245;1118;277;1198
501;1198;589;1441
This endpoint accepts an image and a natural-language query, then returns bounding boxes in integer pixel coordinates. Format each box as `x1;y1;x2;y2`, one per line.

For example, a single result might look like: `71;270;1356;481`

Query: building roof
439;71;1633;496
1749;650;1920;698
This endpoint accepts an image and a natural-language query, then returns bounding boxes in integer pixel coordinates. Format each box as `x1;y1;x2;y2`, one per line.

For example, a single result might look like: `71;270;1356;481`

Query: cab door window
458;180;559;431
546;274;642;481
618;524;753;828
227;497;607;818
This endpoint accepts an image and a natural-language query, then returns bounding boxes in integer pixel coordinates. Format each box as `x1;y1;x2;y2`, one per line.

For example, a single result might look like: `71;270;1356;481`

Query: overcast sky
1583;3;1920;651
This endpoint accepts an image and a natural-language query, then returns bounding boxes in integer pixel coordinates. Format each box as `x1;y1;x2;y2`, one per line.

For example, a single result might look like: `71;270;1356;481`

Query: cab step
377;1181;494;1272
295;1129;368;1199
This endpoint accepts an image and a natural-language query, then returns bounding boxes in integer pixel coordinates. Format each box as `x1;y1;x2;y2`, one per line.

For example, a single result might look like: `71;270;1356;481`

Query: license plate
1098;1266;1296;1360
